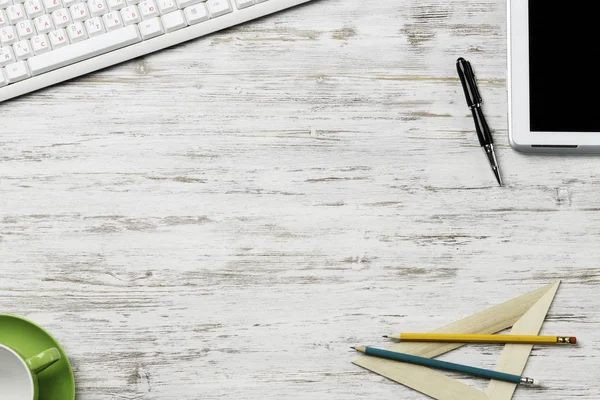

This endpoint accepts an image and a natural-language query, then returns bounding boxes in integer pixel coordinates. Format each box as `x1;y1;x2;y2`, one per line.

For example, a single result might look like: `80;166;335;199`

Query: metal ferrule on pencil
557;336;576;344
520;377;534;385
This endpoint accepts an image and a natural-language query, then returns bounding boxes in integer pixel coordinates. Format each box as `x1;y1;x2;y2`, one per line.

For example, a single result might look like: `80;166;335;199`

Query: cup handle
25;348;62;374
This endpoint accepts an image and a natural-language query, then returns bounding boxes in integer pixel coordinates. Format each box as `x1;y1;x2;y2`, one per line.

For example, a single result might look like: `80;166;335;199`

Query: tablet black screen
529;2;600;132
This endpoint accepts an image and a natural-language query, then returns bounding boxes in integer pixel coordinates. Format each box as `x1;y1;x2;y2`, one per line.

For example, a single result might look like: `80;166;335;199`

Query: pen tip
484;144;503;187
495;173;503;187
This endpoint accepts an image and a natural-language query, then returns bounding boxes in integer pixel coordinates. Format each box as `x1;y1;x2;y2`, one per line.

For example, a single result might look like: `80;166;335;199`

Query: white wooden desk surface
1;0;599;399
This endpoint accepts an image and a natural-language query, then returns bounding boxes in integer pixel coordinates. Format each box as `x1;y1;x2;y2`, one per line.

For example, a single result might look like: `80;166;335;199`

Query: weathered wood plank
1;0;598;399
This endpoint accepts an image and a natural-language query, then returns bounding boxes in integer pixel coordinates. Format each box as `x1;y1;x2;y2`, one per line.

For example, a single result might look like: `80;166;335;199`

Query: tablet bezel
508;0;600;152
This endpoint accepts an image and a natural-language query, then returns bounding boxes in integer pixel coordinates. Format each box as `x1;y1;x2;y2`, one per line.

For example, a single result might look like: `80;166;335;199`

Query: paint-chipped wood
1;0;599;399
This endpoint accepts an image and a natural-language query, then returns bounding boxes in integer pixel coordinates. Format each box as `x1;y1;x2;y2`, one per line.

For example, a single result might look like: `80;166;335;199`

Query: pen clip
456;58;482;108
464;61;482;106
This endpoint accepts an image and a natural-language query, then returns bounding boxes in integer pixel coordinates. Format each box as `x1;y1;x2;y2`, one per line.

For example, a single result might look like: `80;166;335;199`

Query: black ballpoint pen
456;57;503;186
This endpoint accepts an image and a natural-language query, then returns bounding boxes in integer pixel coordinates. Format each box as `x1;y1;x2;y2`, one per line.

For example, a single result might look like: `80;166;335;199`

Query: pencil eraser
570;337;577;344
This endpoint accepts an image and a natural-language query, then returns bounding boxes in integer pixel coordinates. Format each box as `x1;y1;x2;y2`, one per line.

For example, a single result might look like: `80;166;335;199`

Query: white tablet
508;1;600;152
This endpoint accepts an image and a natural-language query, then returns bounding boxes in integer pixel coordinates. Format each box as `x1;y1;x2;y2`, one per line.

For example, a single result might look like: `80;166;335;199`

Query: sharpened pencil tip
382;335;388;338
350;346;356;350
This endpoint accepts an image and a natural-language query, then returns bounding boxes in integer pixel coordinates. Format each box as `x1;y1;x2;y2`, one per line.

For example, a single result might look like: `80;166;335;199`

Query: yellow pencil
383;333;577;345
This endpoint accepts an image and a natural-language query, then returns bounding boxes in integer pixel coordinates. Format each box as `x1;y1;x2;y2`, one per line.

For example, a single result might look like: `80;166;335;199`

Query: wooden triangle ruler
353;281;561;400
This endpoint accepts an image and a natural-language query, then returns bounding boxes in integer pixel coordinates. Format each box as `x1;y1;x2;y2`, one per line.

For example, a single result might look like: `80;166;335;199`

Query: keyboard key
88;0;108;16
24;0;45;18
70;3;90;22
157;0;176;14
52;8;72;28
28;25;141;75
15;20;35;39
121;5;140;25
0;0;11;10
66;21;86;42
13;39;33;60
62;0;78;7
5;60;30;82
0;10;8;29
44;0;63;12
161;9;185;32
138;16;162;39
49;28;69;47
107;0;125;11
34;14;55;33
0;46;15;67
176;0;199;9
31;33;51;54
138;0;158;19
235;0;252;9
102;10;122;30
0;26;18;46
84;16;104;36
206;0;231;17
0;68;7;87
184;3;208;25
7;4;26;24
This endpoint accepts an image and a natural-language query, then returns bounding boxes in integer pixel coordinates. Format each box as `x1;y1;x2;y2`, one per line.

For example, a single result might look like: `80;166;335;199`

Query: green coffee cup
0;344;61;400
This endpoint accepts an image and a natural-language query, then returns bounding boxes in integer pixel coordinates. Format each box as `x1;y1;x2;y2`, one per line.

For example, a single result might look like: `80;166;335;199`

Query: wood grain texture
0;0;599;399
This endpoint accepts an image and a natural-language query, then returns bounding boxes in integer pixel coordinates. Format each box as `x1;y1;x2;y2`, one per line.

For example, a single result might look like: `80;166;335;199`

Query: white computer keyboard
0;0;311;102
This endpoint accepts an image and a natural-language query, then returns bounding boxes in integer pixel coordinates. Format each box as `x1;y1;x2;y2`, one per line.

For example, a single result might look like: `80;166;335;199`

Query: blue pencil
352;346;535;385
